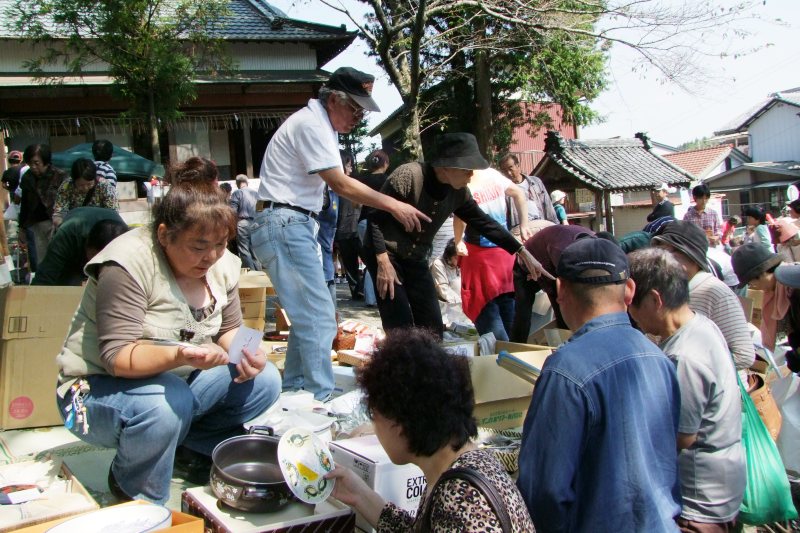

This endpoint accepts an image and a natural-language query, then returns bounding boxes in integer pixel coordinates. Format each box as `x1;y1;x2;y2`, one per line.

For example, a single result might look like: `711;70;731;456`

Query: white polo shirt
258;98;342;212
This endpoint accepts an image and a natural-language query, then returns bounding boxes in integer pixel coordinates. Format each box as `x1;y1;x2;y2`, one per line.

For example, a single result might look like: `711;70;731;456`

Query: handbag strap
420;466;513;532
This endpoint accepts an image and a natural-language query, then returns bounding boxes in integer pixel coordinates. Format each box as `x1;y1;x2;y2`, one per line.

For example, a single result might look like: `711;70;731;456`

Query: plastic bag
738;376;799;525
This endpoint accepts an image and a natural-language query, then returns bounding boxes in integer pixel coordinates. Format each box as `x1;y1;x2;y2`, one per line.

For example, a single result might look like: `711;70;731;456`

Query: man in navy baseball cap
518;235;681;532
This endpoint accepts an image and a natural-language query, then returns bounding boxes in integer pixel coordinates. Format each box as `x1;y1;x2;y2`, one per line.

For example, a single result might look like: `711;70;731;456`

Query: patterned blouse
53;179;119;221
377;449;535;532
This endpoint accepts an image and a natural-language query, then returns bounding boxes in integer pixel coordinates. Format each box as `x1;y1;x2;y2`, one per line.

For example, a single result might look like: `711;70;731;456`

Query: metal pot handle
248;425;275;436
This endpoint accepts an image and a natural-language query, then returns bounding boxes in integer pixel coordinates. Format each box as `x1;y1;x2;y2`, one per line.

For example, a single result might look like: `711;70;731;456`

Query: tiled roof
535;131;694;192
663;144;735;179
715;87;800;135
0;0;355;64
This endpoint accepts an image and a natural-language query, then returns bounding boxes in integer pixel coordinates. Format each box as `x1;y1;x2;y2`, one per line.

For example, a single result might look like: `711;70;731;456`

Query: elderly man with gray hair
252;67;429;400
627;247;745;531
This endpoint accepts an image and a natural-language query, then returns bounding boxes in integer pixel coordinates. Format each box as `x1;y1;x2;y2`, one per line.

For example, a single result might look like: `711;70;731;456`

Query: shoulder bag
418;466;512;533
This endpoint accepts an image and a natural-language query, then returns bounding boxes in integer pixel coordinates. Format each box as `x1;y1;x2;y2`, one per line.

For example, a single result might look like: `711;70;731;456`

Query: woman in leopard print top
326;329;534;532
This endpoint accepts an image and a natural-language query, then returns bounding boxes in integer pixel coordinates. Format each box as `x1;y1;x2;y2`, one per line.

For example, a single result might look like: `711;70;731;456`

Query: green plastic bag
738;377;798;525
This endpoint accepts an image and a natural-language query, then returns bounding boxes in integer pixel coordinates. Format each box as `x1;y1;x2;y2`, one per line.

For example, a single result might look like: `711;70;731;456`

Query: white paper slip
229;326;263;364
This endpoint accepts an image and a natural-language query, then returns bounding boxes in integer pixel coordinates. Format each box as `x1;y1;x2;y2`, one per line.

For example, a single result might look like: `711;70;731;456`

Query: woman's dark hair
71;158;97;182
165;156;218;185
357;328;477;456
789;200;800;215
24;144;52;165
743;206;766;225
365;149;389;172
87;219;129;252
340;150;354;174
219;182;232;194
442;238;458;262
91;140;114;162
692;183;711;199
152;180;237;244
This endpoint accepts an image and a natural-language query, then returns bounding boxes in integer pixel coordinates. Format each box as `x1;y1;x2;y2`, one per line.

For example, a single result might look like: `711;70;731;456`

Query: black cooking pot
210;426;297;513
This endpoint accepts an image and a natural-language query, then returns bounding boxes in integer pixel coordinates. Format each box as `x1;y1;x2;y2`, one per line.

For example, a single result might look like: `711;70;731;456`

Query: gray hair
318;87;348;106
628;247;689;309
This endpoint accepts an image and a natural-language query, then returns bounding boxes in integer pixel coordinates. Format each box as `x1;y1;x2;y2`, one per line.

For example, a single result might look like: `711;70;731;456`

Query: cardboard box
0;336;66;429
330;435;424;532
332;363;357;397
14;501;203;533
1;460;98;532
471;352;544;430
242;318;266;332
238;286;266;304
336;349;370;368
240;300;264;319
181;486;354;533
239;270;275;297
0;286;83;340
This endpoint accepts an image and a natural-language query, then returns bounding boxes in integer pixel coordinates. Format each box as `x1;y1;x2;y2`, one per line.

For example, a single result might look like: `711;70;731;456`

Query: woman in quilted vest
55;178;281;505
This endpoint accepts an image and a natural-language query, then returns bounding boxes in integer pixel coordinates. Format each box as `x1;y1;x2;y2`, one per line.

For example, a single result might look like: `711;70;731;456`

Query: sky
271;0;799;149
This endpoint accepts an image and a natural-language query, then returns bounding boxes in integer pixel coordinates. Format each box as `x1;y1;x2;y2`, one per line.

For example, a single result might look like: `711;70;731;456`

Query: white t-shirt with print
467;168;513;248
258;99;342;212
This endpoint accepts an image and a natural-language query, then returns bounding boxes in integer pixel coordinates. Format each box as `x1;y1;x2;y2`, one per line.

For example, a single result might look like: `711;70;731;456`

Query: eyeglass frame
342;95;369;121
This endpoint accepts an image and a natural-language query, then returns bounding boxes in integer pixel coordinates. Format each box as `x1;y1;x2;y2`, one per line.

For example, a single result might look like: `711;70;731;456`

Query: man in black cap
651;221;755;370
252;67;429;401
517;237;681;532
363;132;550;337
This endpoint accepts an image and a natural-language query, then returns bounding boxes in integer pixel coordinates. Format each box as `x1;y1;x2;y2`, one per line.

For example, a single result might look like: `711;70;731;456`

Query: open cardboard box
0;459;98;532
13;500;203;533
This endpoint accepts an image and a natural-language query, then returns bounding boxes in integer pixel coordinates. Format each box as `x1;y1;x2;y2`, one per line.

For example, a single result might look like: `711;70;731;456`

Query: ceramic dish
46;503;172;533
277;427;335;504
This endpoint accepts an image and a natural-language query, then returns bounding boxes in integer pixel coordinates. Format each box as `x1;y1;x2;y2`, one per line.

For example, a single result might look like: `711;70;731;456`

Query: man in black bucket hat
252;66;430;401
652;221;755;370
362;132;551;336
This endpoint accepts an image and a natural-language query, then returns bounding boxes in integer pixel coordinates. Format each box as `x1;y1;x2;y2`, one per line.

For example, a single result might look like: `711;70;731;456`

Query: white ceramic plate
277;427;335;504
46;503;172;533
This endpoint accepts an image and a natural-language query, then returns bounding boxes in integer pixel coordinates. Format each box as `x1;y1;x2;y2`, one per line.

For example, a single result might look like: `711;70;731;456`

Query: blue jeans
474;293;515;342
57;364;280;504
236;218;261;271
251;207;337;400
357;220;376;306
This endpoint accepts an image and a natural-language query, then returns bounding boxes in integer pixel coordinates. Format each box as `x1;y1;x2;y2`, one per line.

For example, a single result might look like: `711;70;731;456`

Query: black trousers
510;264;567;342
336;234;362;298
362;247;444;339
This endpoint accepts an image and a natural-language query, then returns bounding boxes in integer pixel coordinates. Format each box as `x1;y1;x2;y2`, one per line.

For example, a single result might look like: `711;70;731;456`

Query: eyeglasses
343;97;368;121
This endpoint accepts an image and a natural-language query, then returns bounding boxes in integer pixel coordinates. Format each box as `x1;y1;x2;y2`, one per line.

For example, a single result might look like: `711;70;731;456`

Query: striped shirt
94;160;117;185
688;272;755;370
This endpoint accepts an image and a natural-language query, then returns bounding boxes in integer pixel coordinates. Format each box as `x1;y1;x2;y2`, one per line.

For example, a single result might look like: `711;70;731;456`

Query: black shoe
174;445;213;485
108;464;133;502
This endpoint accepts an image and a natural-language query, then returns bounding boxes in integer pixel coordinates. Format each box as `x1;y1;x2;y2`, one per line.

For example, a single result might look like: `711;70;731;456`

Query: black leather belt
256;200;318;220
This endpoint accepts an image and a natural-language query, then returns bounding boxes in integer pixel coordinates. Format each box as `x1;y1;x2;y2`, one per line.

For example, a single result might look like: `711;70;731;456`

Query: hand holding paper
228;326;263;365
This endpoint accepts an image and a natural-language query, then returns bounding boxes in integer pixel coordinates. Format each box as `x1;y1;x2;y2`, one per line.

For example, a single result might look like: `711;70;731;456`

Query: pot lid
277;427;336;504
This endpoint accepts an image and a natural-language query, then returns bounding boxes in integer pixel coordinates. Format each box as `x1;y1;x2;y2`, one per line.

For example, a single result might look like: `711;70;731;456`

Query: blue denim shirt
517;312;681;532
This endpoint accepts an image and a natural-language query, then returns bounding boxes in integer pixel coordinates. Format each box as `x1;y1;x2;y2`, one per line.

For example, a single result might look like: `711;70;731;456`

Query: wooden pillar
242;118;254;179
603;189;614;235
593;189;604;232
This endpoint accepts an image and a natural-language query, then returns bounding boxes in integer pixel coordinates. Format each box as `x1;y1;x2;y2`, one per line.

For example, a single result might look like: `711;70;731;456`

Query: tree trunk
148;86;161;165
403;103;424;161
474;49;494;161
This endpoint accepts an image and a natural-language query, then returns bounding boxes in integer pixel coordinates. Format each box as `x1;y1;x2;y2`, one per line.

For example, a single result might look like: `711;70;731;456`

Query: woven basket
749;373;783;441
